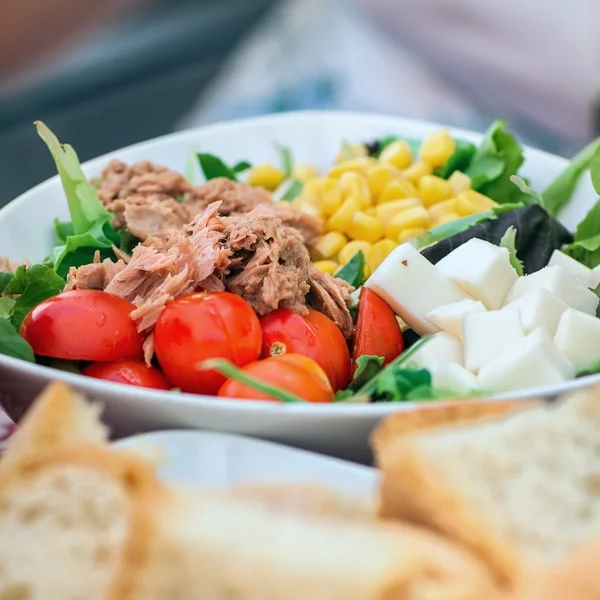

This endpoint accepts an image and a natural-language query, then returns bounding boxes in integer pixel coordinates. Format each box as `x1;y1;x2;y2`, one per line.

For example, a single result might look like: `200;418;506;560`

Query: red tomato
82;360;170;390
218;354;334;403
352;287;403;373
154;292;262;395
20;290;143;361
259;308;351;391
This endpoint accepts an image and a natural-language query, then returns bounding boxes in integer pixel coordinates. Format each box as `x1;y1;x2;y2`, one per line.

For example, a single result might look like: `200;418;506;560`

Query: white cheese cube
409;332;464;372
478;329;575;393
505;265;599;315
425;299;486;340
502;288;569;337
432;362;479;395
592;265;600;289
463;310;525;372
435;238;518;309
548;250;593;288
365;243;469;335
554;308;600;372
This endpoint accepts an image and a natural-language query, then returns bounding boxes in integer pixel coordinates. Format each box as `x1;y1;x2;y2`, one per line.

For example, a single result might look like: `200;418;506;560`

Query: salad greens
499;226;524;276
335;251;367;288
274;144;303;202
435;139;476;179
0;318;34;362
196;153;246;182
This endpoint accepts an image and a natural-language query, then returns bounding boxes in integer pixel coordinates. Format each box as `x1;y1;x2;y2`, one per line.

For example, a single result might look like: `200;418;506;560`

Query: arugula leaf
0;298;15;318
435;139;476;179
196;153;238;181
0;318;35;362
499;226;524;276
276;179;304;203
232;160;252;174
0;272;13;294
335;251;366;288
561;199;600;268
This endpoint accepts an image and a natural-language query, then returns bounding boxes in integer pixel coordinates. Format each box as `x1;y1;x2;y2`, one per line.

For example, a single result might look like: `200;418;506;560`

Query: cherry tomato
259;308;351;391
82;360;170;390
218;354;334;403
20;290;143;361
154;292;262;394
352;287;403;373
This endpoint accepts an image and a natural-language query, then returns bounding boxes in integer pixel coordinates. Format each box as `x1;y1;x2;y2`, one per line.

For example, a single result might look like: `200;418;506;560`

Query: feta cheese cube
463;309;525;372
435;238;518;309
432;362;479;395
505;265;599;315
478;329;575;393
425;299;486;340
502;288;569;337
409;332;464;371
554;308;600;372
365;243;469;335
548;250;593;288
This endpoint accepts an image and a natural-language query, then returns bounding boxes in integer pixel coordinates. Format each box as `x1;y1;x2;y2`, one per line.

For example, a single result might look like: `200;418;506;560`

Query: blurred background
0;0;596;205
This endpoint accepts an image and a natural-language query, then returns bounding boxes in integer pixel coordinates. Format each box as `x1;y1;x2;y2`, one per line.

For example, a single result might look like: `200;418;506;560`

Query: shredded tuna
65;258;127;292
267;204;323;247
119;195;190;240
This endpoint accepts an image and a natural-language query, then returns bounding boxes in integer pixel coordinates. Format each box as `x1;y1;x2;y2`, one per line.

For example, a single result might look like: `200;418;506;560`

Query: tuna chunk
119;195;190;241
65;256;127;292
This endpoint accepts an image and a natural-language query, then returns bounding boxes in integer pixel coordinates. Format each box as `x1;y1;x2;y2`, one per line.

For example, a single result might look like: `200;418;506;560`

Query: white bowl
0;111;598;462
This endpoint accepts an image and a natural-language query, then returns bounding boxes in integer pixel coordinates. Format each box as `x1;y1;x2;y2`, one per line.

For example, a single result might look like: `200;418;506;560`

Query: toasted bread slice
376;386;600;588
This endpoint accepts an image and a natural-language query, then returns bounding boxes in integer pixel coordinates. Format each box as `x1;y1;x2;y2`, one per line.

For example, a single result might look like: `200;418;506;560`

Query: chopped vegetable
0;318;35;362
196;152;240;182
499;226;524;276
335;250;366;288
434;139;476;179
562;199;600;268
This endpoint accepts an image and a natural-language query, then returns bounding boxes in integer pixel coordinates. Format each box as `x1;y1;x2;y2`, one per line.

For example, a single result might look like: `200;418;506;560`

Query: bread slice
376;386;600;588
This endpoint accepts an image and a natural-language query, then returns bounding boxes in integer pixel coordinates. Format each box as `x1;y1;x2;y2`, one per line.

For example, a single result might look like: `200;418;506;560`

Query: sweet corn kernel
313;260;339;275
397;227;427;245
368;239;397;273
455;190;498;216
338;240;373;266
326;197;362;232
367;164;402;199
339;172;372;208
321;179;343;216
365;207;377;216
336;143;368;163
435;212;462;226
448;171;471;195
297;202;322;220
313;231;347;259
296;178;325;210
420;130;456;168
375;198;421;224
418;175;453;207
292;163;319;183
346;212;384;244
428;198;458;222
378;179;419;204
247;163;286;191
379;140;413;170
327;158;371;179
403;161;433;184
385;206;430;240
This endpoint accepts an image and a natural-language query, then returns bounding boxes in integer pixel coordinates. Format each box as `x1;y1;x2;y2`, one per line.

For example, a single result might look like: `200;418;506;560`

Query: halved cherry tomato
20;289;144;361
154;292;262;395
218;354;334;403
82;360;170;390
352;287;403;373
259;308;351;391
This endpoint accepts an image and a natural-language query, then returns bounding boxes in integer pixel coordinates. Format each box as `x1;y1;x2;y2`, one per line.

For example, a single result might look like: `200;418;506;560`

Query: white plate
0;110;598;462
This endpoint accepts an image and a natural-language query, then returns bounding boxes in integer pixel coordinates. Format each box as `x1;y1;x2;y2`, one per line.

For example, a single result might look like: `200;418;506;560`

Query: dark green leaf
0;318;35;362
278;179;304;203
561;199;600;268
232;160;252;174
196;153;238;181
335;251;366;288
54;219;74;244
499;226;524;276
0;272;13;295
370;367;432;402
434;139;476;179
349;355;385;391
0;298;15;318
5;265;29;295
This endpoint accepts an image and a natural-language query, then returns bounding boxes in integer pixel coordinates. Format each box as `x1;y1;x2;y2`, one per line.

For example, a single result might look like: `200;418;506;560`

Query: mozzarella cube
365;243;470;335
505;265;599;315
425;299;486;340
548;250;593;288
409;332;464;372
478;329;574;393
435;238;518;309
502;288;569;337
432;362;479;395
554;308;600;372
463;310;525;372
592;265;600;289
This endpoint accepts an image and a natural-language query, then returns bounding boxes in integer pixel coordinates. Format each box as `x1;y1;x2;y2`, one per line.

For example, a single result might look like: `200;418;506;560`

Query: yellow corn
313;231;347;259
367;164;402;199
428;198;458;222
346;212;384;244
292;163;319;183
375;198;421;224
397;227;427;245
403;161;433;184
313;260;339;275
326;197;362;232
296;202;322;220
379;140;413;170
327;158;371;179
378;179;419;204
418;175;453;207
336;143;368;163
321;179;343;216
338;240;372;266
339;172;371;208
435;212;462;226
448;171;471;195
295;178;323;209
365;207;377;216
247;163;286;191
385;206;430;240
368;239;397;273
420;130;455;168
456;190;497;216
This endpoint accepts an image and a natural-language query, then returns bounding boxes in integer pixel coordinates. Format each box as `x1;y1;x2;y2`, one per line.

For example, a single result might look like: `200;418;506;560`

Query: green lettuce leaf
561;198;600;268
0;318;35;362
499;226;524;276
0;298;15;319
335;251;366;288
0;272;13;294
196;153;239;181
434;139;476;179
